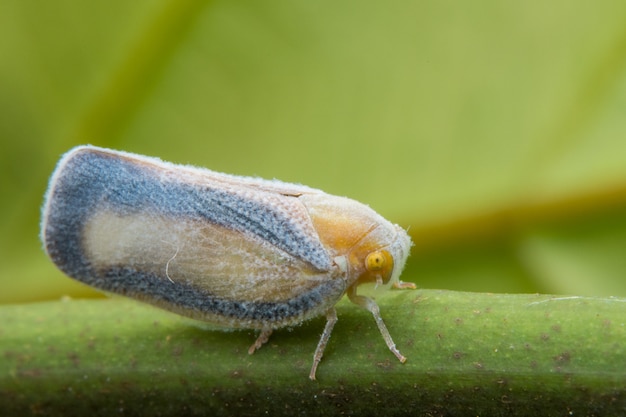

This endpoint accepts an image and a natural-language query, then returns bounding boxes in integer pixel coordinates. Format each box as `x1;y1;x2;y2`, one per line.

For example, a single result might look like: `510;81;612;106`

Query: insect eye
365;251;386;271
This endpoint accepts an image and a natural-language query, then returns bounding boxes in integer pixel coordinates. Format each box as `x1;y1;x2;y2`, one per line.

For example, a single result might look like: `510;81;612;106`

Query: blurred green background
2;0;626;303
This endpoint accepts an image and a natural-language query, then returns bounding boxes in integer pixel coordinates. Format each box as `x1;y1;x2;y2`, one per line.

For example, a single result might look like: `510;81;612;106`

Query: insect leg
309;307;338;380
347;285;406;364
248;329;273;354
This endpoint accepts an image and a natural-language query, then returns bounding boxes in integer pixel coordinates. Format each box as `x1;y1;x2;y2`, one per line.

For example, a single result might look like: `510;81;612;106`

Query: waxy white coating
41;145;413;379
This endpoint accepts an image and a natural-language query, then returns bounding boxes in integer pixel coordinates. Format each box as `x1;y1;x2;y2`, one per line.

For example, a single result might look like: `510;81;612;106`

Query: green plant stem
1;290;625;416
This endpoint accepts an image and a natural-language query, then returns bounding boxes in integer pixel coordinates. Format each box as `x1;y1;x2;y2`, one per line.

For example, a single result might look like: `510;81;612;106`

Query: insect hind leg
248;329;273;354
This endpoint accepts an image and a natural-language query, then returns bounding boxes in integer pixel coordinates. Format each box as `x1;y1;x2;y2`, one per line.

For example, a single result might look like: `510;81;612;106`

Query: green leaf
2;3;626;301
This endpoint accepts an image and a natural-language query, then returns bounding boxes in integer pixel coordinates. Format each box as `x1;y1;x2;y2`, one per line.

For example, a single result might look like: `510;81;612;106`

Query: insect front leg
347;285;406;364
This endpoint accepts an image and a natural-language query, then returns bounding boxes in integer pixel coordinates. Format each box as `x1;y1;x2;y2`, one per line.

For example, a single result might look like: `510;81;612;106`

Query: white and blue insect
41;145;413;379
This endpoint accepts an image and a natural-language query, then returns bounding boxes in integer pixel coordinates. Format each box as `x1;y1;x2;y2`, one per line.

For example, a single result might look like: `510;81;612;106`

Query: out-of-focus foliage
2;0;626;302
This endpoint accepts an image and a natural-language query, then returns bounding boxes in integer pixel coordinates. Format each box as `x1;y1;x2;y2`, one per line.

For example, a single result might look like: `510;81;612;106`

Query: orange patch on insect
306;199;396;287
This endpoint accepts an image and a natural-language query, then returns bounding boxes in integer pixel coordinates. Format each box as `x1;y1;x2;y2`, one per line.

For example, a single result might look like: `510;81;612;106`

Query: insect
41;145;414;379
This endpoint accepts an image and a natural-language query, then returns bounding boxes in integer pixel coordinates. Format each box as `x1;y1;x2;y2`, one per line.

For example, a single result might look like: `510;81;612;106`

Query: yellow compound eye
357;250;394;285
365;251;386;271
